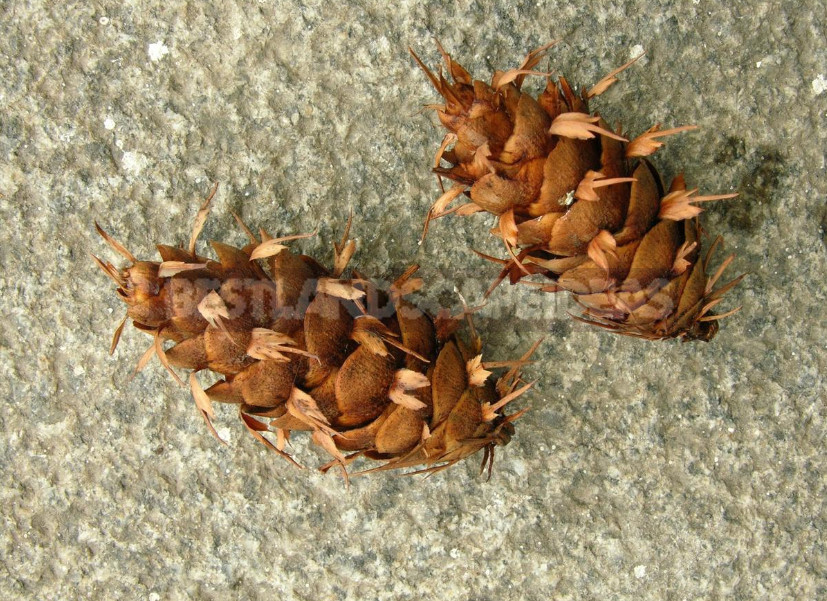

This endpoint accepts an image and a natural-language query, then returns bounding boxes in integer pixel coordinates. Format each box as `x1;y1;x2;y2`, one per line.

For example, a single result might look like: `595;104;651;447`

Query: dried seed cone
415;44;742;341
94;201;530;477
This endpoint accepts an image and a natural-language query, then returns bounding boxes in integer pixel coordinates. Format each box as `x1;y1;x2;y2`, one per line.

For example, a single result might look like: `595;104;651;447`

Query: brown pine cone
414;43;742;341
93;188;532;478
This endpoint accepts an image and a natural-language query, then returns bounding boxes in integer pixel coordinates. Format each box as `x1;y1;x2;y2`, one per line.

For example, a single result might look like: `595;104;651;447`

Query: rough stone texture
1;1;825;599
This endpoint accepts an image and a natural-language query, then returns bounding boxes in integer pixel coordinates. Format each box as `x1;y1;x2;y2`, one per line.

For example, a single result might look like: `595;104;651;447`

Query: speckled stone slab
1;1;824;599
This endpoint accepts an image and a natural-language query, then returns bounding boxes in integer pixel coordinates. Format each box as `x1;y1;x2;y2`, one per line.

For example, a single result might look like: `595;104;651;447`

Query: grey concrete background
1;1;824;599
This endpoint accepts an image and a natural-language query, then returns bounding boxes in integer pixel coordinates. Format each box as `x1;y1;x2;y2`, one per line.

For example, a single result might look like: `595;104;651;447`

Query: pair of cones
95;44;741;478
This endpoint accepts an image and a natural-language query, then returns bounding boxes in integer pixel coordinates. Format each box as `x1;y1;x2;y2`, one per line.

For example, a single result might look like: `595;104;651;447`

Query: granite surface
1;1;825;599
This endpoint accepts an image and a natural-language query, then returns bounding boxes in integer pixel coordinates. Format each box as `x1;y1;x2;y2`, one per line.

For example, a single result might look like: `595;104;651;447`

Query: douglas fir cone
94;190;533;478
414;43;742;341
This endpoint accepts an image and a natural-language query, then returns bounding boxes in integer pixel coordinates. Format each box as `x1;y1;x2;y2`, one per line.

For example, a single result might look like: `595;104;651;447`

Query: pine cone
414;43;743;341
93;189;532;478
